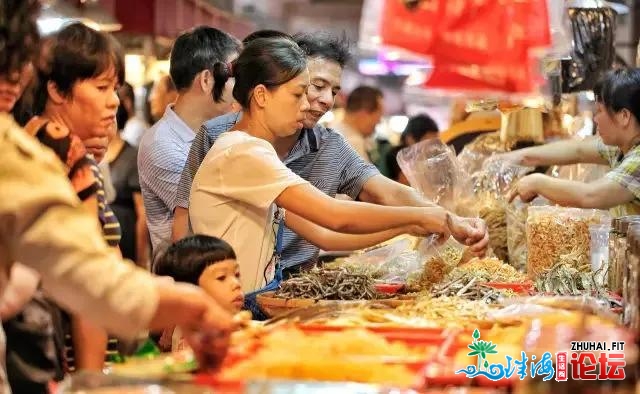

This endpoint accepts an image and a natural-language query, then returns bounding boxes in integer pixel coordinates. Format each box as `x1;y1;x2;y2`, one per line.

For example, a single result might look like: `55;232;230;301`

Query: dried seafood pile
534;260;603;296
506;201;528;270
526;207;604;278
476;198;509;262
446;257;526;283
275;267;379;301
430;275;516;303
394;296;496;328
405;244;465;292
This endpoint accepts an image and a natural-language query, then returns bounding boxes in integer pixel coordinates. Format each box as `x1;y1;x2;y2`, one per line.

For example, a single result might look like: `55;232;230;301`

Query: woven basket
256;292;416;318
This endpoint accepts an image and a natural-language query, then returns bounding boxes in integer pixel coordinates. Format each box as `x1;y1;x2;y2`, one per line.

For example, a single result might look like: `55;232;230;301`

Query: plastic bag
342;237;421;284
456;132;512;177
406;237;469;292
465;159;532;263
397;139;464;212
549;163;609;183
526;206;610;278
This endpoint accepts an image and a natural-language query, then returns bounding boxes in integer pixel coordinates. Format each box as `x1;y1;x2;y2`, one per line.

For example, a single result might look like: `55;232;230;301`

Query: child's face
198;259;244;313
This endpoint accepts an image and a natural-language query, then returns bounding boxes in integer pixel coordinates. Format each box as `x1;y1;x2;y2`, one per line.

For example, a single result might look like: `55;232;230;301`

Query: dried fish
430;273;516;304
534;260;605;298
275;267;380;301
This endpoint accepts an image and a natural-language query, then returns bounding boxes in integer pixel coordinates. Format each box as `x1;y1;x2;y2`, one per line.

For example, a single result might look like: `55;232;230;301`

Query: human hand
447;215;489;255
507;173;543;203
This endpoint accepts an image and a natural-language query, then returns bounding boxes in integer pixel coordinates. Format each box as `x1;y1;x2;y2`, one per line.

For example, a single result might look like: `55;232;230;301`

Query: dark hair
161;74;177;93
169;26;240;102
213;37;307;110
346;85;383;113
243;30;290;45
33;23;124;115
153;235;237;286
0;0;40;77
401;114;439;145
594;68;640;122
119;81;135;105
293;32;351;68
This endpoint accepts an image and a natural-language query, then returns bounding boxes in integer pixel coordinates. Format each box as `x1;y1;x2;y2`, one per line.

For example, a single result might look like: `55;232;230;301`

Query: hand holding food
446;214;489;255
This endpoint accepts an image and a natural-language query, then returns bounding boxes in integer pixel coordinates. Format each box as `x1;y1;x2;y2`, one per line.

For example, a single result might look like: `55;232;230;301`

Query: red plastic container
484;281;534;295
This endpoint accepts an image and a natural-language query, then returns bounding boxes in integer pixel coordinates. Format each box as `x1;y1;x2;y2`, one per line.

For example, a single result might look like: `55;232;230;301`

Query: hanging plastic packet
396;138;463;212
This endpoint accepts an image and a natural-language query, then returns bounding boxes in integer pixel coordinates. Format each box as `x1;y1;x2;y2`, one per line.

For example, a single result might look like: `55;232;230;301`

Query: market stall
54;1;640;393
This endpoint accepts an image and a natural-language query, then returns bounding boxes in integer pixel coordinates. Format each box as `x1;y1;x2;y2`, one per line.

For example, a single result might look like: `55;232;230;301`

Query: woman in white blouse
189;38;485;313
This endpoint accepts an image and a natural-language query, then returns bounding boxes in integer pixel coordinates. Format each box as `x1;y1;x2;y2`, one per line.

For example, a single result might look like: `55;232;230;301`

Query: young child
153;235;244;351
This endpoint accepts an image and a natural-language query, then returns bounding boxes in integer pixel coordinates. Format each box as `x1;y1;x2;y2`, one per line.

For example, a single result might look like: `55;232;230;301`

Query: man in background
333;86;384;162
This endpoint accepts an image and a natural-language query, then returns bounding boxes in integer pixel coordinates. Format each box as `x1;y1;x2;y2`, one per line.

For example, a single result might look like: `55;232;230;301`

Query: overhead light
386;51;401;61
37;17;69;35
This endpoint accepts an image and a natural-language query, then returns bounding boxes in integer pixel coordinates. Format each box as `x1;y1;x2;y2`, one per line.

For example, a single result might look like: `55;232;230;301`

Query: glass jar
624;227;640;327
609;217;621;291
610;216;640;294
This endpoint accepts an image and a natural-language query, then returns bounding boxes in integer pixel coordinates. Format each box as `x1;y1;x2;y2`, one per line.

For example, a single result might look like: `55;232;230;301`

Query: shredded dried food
506;201;528;270
476;198;509;262
275;267;379;300
221;328;420;386
405;244;464;292
446;257;526;283
526;207;604;278
306;296;496;329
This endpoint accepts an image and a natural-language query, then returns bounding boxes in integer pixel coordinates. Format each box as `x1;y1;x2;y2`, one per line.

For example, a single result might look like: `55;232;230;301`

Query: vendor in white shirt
189;37;487;316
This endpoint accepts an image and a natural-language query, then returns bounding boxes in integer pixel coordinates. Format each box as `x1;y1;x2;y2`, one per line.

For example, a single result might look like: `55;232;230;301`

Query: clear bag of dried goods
526;207;609;279
406;237;471;292
456;131;514;174
467;158;532;263
397;139;463;212
506;197;549;271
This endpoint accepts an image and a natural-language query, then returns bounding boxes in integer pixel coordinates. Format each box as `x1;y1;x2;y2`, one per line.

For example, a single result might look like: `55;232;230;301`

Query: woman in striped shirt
29;23;123;372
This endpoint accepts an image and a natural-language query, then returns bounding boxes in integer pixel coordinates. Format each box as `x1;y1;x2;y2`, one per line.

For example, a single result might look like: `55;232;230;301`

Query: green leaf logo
473;329;480;340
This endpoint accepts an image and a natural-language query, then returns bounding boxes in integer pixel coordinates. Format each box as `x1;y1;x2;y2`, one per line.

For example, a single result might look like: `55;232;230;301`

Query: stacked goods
526;207;606;278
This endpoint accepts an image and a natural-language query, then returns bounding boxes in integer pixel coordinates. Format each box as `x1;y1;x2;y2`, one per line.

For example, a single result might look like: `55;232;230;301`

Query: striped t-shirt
175;112;380;269
138;106;195;251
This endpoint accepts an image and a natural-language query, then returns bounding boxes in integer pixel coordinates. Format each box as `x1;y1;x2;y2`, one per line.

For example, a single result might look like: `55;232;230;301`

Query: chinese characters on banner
380;0;551;93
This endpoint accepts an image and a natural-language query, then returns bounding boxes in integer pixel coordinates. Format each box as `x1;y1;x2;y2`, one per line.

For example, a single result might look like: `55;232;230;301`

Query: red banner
380;0;550;93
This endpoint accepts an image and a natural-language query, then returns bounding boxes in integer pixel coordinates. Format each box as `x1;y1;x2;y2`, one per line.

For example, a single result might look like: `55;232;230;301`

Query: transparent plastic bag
506;200;528;271
506;197;549;271
406;237;469;292
526;206;610;278
549;162;609;183
466;158;532;263
342;237;420;283
397;139;463;212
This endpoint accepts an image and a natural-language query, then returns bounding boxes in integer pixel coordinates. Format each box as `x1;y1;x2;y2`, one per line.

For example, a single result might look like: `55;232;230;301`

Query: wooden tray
256;292;415;318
